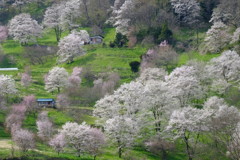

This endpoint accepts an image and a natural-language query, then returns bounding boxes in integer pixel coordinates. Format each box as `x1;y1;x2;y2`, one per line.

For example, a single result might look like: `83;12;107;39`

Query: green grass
0;111;10;138
23;113;38;132
63;47;146;83
0;145;160;160
178;51;220;66
38;29;70;46
103;28;116;44
47;109;74;127
2;40;24;55
80;115;97;125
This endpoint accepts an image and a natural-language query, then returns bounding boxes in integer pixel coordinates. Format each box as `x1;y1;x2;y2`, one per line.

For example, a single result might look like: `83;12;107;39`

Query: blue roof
37;99;55;102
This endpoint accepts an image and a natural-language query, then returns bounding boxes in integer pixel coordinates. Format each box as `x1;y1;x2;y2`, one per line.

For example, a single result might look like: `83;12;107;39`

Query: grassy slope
0;27;222;159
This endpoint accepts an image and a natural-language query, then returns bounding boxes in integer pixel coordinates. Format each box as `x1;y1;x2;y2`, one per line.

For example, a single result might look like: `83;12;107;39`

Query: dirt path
0;139;13;149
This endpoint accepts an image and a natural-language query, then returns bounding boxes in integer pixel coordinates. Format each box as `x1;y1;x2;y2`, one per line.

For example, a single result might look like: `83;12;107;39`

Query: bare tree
24;45;57;65
49;133;66;155
145;135;175;160
36;112;53;141
56;94;70;110
12;129;35;152
21;72;32;87
23;95;37;116
141;44;178;71
85;128;106;160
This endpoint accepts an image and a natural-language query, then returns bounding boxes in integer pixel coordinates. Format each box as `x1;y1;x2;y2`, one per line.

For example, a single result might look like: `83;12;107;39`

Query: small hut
90;36;104;44
37;99;56;108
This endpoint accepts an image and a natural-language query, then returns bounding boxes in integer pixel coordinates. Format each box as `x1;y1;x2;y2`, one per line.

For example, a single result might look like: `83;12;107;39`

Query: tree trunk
54;27;62;42
11;143;15;158
153;110;161;132
82;0;91;25
118;147;122;158
196;27;199;45
184;133;193;160
162;149;168;160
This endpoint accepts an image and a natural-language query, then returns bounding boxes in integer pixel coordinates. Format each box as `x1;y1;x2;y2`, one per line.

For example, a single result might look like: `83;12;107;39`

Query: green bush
129;61;140;73
113;33;128;48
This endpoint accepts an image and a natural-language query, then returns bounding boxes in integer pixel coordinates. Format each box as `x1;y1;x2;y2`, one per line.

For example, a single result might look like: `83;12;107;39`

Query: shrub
129;61;140;73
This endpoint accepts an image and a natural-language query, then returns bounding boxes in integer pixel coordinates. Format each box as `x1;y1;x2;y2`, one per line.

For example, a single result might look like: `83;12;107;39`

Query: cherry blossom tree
231;27;240;44
13;129;35;152
5;104;27;131
94;68;171;133
36;111;53;141
59;122;90;157
209;0;240;27
0;75;17;98
12;0;36;12
57;30;89;64
170;0;201;26
112;0;135;35
166;107;211;160
56;94;70;110
43;2;65;42
60;0;82;30
227;124;240;160
8;13;42;45
138;67;167;82
68;67;82;88
104;116;139;158
49;133;66;155
141;80;178;132
204;50;240;96
21;72;32;87
5;101;36;139
203;22;231;54
166;66;204;108
141;46;178;71
37;111;48;121
203;97;240;157
94;81;144;121
45;67;69;93
23;95;37;116
110;0;160;35
206;50;240;82
0;26;8;42
85;128;106;160
107;0;126;27
145;135;175;160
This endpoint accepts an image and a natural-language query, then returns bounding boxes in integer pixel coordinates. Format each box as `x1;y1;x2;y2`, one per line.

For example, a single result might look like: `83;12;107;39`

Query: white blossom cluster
9;13;42;44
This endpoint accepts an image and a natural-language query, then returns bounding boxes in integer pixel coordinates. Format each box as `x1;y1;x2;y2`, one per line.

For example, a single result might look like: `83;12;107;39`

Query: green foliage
129;61;140;73
0;111;10;138
199;0;219;23
136;24;173;44
157;23;173;44
103;28;116;44
22;113;38;132
224;86;240;108
111;33;128;48
137;29;149;42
